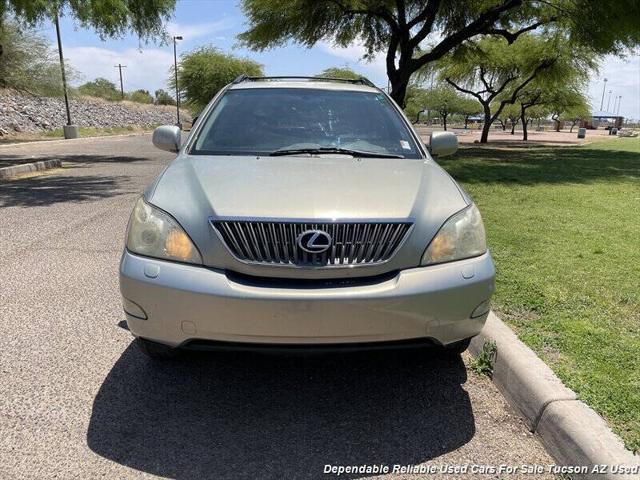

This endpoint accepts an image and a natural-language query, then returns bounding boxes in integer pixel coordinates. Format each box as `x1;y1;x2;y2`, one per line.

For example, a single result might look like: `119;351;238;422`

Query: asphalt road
0;134;554;479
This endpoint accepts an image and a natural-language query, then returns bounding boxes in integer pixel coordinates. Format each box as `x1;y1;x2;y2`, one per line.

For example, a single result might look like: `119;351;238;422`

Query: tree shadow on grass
87;344;474;479
0;173;133;207
439;146;640;185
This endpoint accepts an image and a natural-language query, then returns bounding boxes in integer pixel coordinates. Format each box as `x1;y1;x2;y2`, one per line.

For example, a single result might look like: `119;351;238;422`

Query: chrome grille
212;219;412;267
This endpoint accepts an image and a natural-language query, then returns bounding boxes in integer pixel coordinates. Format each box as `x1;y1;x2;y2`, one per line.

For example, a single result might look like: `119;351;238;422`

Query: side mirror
429;131;458;157
152;125;181;153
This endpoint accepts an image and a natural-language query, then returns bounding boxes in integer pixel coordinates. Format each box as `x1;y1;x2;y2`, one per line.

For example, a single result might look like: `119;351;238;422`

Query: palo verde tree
316;66;362;80
513;44;593;139
154;88;176;106
169;46;263;112
547;87;590;132
458;96;481;129
1;1;174;40
0;21;73;95
77;78;121;101
422;85;470;130
238;0;640;106
439;34;559;143
561;102;591;133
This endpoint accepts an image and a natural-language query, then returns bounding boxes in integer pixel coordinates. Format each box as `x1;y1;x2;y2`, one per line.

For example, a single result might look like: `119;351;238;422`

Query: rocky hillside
0;89;190;136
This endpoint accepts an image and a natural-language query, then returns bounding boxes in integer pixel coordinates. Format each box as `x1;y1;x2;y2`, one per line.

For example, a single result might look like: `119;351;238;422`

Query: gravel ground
0;135;555;479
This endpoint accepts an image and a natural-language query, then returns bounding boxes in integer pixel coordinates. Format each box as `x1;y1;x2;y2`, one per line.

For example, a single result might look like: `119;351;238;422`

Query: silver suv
119;76;495;358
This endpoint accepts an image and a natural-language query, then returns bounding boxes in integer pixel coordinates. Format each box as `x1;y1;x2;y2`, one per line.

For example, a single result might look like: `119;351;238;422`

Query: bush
169;46;263;112
78;78;121;101
128;89;154;104
154;89;176;105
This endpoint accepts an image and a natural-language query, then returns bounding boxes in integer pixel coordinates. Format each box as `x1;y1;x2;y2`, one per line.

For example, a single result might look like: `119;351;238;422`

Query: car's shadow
87;343;475;479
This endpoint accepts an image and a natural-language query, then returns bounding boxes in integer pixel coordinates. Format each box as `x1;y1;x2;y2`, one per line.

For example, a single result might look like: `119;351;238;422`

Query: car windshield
191;87;421;159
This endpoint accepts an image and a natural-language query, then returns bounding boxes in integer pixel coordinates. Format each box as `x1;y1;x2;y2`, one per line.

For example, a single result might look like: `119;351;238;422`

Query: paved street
1;135;554;479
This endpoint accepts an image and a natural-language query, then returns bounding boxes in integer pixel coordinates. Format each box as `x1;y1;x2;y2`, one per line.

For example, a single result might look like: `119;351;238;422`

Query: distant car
119;76;495;358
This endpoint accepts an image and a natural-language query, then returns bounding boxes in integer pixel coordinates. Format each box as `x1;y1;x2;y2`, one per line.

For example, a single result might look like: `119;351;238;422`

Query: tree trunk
570;120;577;133
443;114;448;131
464;116;469;129
480;105;492;143
389;71;411;107
521;112;528;141
510;120;517;135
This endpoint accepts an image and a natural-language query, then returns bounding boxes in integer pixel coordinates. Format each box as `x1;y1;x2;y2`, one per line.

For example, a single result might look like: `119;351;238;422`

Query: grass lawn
439;137;640;453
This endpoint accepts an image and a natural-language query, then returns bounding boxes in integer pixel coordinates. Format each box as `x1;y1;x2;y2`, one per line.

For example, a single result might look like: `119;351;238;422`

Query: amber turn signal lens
165;228;195;261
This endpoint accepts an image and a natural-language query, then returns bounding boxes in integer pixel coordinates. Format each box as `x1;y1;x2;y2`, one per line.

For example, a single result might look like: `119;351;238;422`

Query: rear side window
192;88;421;158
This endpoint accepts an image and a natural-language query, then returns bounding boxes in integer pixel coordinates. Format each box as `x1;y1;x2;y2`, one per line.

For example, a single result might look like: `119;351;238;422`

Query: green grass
439;137;640;453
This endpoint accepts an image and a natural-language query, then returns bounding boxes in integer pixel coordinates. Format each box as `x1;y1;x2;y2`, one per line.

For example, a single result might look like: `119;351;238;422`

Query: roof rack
231;75;379;89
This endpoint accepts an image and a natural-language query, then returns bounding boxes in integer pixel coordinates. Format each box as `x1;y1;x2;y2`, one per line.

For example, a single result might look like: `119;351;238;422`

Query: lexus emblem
297;230;332;254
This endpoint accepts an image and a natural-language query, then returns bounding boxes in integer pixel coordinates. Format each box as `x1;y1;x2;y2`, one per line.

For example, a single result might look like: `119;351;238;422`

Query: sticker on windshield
400;140;411;150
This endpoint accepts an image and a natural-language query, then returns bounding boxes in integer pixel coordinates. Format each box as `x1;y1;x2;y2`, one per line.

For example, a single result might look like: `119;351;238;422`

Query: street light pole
173;35;183;127
54;13;72;126
599;78;608;111
606;90;613;112
54;12;78;138
114;64;127;99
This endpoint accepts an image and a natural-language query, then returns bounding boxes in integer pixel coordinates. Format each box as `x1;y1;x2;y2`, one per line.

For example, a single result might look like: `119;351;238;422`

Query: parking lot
0;134;555;479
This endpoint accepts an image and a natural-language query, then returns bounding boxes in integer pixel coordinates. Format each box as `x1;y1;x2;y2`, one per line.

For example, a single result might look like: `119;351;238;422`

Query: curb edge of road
0;159;62;179
469;312;639;480
0;132;149;150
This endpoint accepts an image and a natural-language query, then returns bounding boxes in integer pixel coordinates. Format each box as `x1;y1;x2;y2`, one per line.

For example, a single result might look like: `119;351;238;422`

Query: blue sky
36;0;639;119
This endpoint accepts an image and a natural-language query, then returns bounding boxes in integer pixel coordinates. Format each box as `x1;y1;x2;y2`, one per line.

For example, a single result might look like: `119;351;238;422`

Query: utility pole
54;12;78;138
599;78;608;111
114;64;127;99
173;36;183;127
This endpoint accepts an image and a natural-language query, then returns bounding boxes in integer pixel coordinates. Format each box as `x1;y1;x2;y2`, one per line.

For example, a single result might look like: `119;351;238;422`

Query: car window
192;88;421;158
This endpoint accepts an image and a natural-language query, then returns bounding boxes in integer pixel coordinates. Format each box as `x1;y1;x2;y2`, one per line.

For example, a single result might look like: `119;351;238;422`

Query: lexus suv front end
119;76;495;358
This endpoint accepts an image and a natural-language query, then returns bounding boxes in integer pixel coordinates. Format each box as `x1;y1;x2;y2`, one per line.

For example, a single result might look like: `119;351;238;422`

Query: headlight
126;197;202;264
422;204;487;265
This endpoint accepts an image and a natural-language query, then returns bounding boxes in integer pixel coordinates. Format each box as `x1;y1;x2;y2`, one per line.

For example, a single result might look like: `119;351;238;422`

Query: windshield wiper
269;147;404;158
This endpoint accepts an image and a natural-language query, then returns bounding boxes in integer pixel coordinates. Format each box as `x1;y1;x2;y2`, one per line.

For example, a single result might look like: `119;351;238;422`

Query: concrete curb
0;159;62;179
0;132;148;150
470;312;639;480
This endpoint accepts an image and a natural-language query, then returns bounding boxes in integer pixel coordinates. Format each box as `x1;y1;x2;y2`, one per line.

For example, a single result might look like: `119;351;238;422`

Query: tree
403;85;429;123
239;0;640;106
0;21;73;95
423;85;469;131
169;46;263;112
562;103;591;133
458;97;481;129
439;35;557;143
128;89;154;104
493;103;520;133
1;1;174;41
154;89;176;106
316;66;361;80
77;78;121;101
547;88;589;132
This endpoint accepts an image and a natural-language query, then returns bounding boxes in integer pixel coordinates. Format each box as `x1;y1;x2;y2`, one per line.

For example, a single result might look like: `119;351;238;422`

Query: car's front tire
136;337;180;359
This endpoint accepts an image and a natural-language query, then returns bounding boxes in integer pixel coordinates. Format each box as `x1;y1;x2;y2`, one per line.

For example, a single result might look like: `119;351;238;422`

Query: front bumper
119;250;495;348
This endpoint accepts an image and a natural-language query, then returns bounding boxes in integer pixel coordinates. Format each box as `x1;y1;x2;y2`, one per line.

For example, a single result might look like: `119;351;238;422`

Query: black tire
136;337;180;359
442;337;472;356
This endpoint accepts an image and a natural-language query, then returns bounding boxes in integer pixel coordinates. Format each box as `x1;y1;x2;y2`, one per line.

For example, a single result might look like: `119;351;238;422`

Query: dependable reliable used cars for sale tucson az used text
119;76;495;359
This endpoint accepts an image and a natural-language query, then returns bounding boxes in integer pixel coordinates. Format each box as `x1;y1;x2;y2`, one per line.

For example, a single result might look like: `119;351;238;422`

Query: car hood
148;154;468;277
